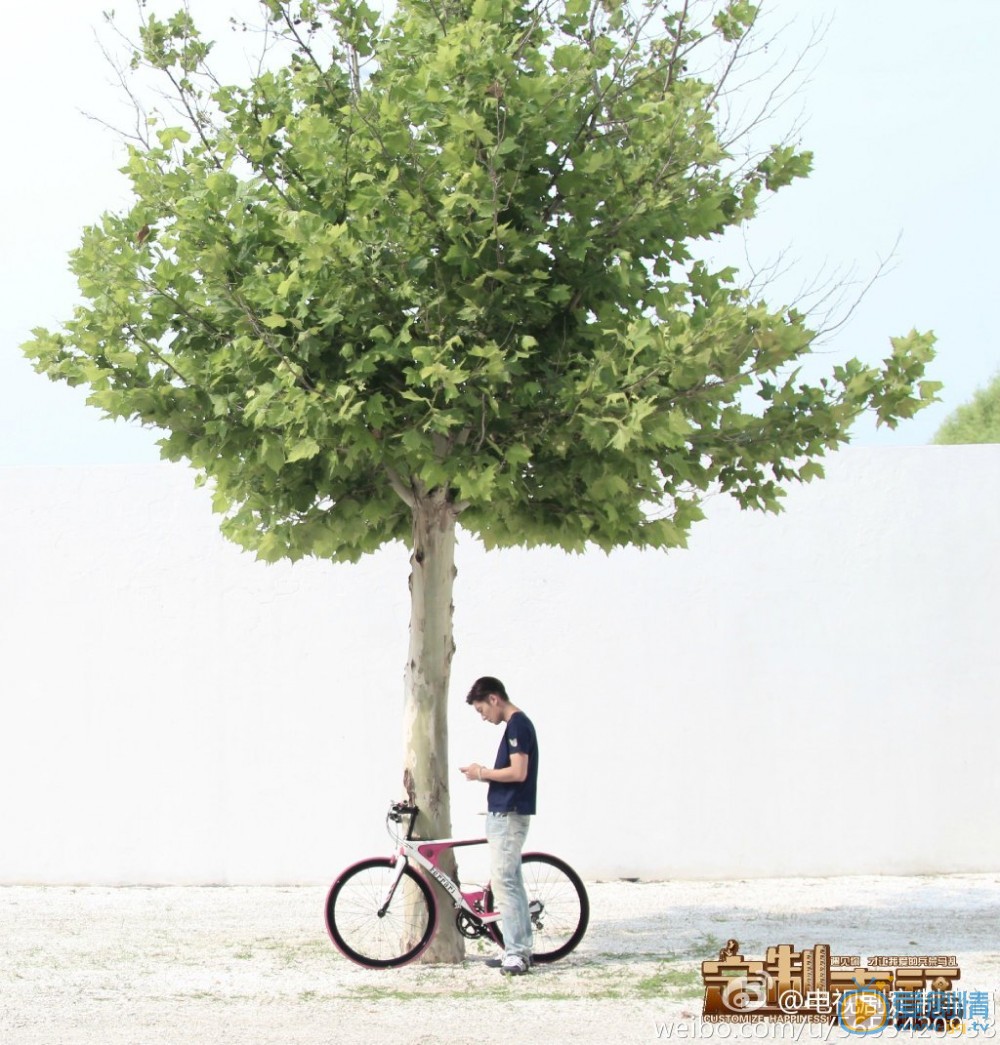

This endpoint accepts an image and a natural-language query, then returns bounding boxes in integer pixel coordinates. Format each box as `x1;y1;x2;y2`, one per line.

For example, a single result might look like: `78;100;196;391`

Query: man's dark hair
465;676;508;704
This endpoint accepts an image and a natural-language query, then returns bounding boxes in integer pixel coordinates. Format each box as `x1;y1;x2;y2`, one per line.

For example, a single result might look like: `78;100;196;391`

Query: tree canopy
933;371;1000;444
24;0;939;564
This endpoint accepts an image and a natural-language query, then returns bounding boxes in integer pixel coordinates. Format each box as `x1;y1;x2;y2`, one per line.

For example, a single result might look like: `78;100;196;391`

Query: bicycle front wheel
486;852;589;963
325;857;437;968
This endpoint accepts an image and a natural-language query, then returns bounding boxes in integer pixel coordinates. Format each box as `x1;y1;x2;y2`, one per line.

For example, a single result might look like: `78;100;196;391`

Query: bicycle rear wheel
485;852;589;963
325;857;437;968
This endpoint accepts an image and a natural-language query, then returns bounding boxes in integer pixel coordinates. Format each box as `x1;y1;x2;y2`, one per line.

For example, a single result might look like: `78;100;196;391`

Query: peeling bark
402;487;463;963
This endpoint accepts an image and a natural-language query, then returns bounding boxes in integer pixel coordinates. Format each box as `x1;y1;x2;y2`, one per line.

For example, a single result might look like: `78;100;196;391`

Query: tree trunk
402;487;464;963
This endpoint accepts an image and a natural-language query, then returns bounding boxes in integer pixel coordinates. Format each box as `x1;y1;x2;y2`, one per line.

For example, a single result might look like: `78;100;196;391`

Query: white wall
0;445;997;884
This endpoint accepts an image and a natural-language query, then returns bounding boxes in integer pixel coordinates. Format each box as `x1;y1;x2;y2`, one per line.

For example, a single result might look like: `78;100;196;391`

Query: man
460;676;538;976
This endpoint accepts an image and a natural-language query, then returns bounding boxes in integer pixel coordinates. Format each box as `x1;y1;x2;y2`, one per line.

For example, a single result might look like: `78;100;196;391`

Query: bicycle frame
383;807;501;925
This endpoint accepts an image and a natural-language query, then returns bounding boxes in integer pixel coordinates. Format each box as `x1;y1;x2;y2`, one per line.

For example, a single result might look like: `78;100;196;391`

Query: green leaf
156;126;191;149
287;437;321;462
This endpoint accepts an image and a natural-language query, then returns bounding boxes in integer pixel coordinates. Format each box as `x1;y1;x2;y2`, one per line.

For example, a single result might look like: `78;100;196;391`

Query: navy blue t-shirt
488;711;538;815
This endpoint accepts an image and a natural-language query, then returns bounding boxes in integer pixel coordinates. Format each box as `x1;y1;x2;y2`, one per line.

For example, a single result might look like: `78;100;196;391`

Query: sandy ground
1;875;998;1044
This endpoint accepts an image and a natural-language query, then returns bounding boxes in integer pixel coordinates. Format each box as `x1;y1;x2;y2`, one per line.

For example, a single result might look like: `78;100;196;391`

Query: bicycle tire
325;857;437;968
485;851;589;963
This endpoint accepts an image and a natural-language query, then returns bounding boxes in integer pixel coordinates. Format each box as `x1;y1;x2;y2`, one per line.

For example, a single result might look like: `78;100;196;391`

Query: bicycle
325;800;589;969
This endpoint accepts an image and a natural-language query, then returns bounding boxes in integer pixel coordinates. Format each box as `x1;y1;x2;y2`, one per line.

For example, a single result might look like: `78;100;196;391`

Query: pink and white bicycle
325;801;589;968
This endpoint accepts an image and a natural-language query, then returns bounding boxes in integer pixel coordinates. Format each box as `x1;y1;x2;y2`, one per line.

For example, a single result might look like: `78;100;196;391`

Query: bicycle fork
377;855;411;918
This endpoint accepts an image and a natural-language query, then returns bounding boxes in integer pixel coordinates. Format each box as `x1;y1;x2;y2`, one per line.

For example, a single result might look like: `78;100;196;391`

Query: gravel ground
1;875;998;1044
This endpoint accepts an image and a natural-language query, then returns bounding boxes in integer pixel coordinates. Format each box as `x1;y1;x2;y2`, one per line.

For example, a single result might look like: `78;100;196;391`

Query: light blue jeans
487;812;532;961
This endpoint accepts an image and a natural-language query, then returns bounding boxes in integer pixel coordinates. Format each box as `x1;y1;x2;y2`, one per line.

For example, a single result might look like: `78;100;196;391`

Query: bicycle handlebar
388;801;420;841
389;801;419;821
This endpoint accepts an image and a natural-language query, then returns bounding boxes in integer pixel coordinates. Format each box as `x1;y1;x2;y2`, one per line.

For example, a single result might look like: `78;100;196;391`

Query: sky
1;0;997;467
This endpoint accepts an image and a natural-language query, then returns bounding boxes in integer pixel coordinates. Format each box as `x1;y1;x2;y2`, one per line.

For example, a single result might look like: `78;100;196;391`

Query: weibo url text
654;1018;998;1039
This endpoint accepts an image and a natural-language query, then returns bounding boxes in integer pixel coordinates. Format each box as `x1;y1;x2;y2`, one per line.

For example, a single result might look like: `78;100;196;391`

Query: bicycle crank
456;911;490;939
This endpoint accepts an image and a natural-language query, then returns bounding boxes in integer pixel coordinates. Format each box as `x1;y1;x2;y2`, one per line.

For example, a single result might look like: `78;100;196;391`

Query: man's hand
459;764;484;782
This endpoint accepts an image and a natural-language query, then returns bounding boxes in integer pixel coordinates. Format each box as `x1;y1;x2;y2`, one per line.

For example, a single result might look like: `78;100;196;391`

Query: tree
23;0;938;959
933;371;1000;444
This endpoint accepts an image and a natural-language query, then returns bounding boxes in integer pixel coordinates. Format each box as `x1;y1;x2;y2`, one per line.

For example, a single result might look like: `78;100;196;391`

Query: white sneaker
500;955;530;976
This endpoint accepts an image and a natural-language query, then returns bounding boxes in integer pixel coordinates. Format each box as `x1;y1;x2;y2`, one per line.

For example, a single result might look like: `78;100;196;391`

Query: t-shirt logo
509;737;518;747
